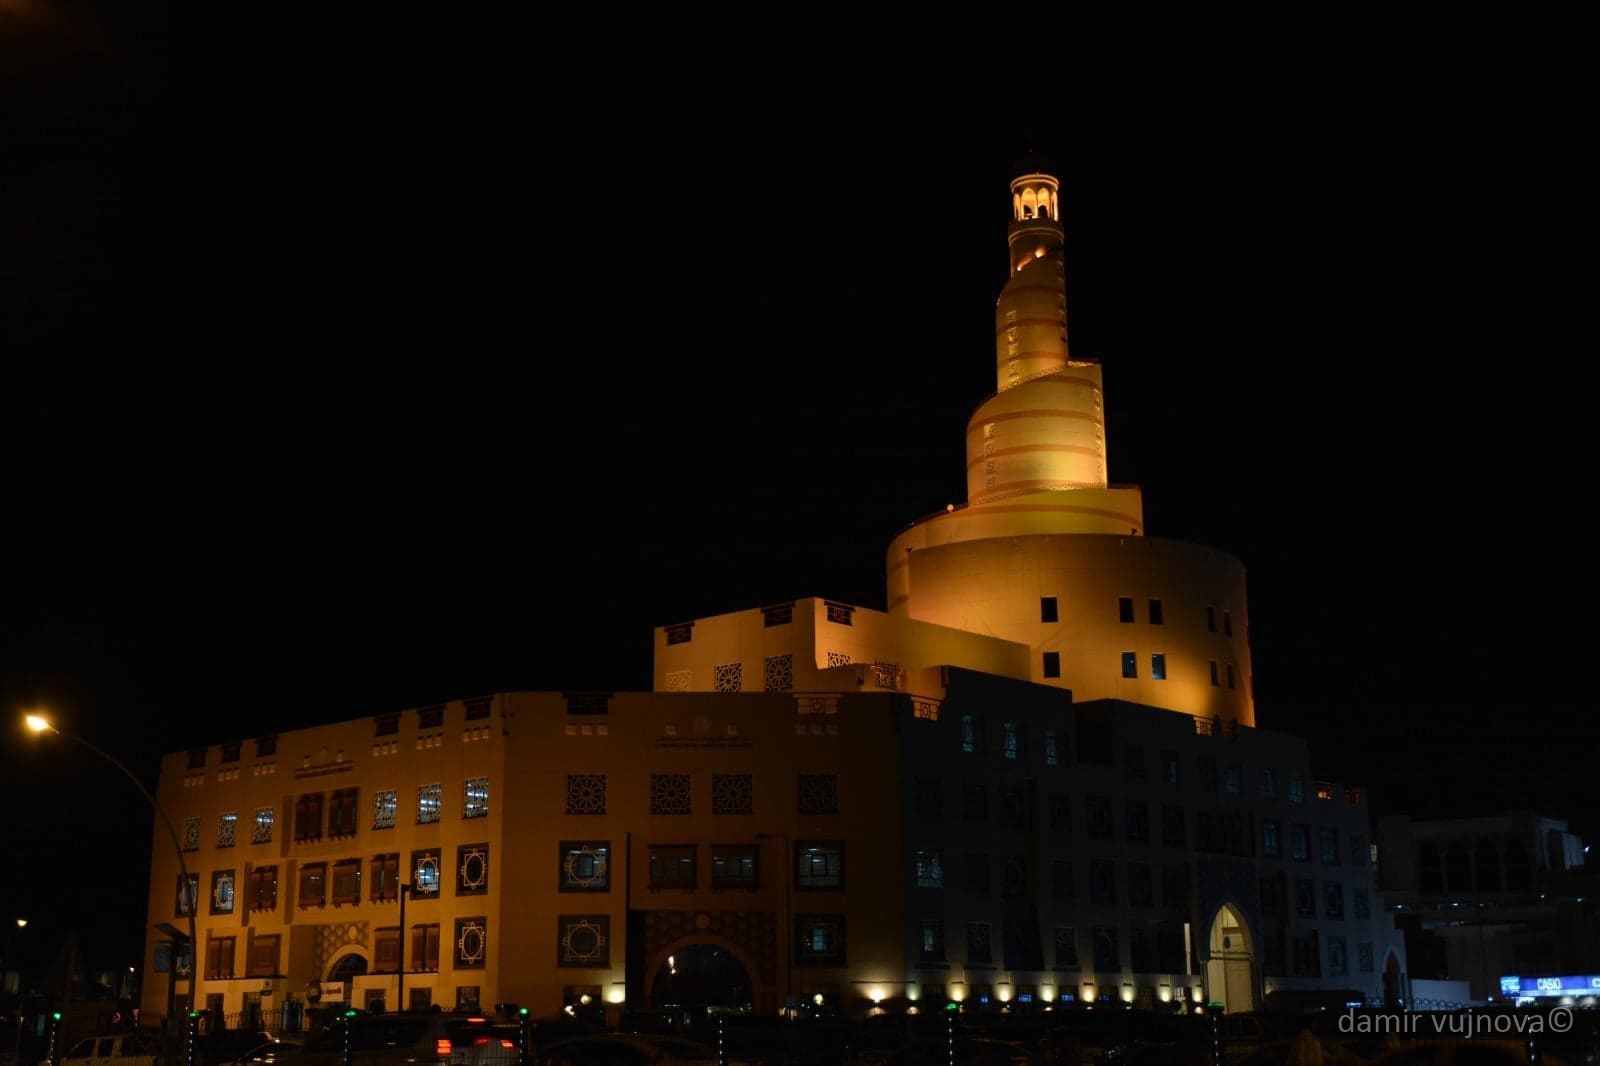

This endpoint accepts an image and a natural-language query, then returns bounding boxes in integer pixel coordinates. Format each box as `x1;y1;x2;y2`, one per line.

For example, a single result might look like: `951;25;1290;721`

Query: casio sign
1536;978;1563;991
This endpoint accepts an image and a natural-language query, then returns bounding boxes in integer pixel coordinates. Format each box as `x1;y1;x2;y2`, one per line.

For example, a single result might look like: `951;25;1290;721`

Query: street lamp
23;713;199;1021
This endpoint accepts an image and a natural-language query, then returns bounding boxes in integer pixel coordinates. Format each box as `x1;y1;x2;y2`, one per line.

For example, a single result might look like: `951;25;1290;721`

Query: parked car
45;1031;164;1066
232;1014;516;1066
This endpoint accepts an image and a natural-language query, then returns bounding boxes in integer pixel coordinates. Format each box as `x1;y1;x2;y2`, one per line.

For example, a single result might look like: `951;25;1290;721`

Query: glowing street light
22;711;198;1018
14;920;25;929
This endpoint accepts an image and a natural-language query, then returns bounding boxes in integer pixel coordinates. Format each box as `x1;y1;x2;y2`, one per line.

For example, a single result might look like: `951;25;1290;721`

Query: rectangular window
1091;860;1116;905
293;793;323;842
1224;764;1241;794
373;790;397;830
408;989;431;1011
463;777;489;819
221;742;240;764
256;735;277;758
1162;806;1187;848
205;936;236;980
711;845;758;889
1263;820;1281;859
246;934;279;978
1223;609;1233;636
456;844;489;895
914;849;943;888
252;806;274;844
1327;936;1348;976
965;853;990;893
464;698;491;721
559;841;611;892
210;870;235;915
965;922;992;965
187;748;207;770
1148;599;1163;625
175;874;198;917
1049;794;1071;832
1162;866;1186;908
410;924;440;972
454;917;487;969
298;862;326;908
1087;795;1113;840
374;713;399;736
1044;730;1058;766
1051;860;1073;899
1128;863;1153;907
1209;660;1220;686
1042;651;1060;678
1325;881;1345;918
797;773;838;815
455;986;480;1011
1199;756;1218;791
1125;743;1145;778
919;921;945;963
795;915;846;967
1226;663;1236;689
963;783;988;822
1354;888;1371;919
417;704;445;729
1207;606;1217;632
649;845;696;889
373;927;400;972
331;859;361;905
1258;768;1277;797
1002;721;1020;760
1126;800;1150;844
411;849;441;897
370;854;399;902
1288;774;1306;804
1150;653;1166;680
1291;824;1311;862
217;813;237;848
915;778;942;817
960;714;977;754
1163;751;1180;785
795;841;843;890
1053;927;1079;968
1040;596;1058;623
247;865;277;911
1118;597;1135;623
1320;827;1340;865
181;816;200;851
1358;941;1375;973
1121;651;1137;678
1295;878;1317;918
417;784;442;824
329;788;358;838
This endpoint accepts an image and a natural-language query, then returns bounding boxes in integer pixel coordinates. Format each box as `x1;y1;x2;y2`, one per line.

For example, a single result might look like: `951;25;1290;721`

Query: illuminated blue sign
1500;975;1600;997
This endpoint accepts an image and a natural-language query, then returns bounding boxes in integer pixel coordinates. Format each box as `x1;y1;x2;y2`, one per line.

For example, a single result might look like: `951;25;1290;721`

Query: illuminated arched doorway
1205;903;1254;1012
649;942;753;1013
326;952;367;1002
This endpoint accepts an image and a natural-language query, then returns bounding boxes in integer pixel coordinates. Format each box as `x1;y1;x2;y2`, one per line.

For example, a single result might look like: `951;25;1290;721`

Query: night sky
2;11;1592;982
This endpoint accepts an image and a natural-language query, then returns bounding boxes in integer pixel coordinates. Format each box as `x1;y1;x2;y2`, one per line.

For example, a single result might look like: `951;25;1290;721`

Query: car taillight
435;1039;452;1055
472;1038;490;1046
498;1041;514;1049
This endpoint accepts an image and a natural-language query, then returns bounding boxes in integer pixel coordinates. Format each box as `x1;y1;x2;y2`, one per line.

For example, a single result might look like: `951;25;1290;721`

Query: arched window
1475;839;1501;891
1417;841;1443;894
1022;188;1038;218
1503;838;1532;889
1445;841;1471;892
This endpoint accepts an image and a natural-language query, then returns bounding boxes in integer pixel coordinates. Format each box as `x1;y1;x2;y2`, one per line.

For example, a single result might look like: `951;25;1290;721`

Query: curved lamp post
24;714;198;1019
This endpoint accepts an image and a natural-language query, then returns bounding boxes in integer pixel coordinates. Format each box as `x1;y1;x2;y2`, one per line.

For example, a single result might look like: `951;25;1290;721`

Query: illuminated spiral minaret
888;163;1256;727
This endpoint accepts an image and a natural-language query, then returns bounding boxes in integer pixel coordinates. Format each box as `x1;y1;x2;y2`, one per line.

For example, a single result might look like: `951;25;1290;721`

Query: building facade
142;164;1404;1023
1377;812;1596;1003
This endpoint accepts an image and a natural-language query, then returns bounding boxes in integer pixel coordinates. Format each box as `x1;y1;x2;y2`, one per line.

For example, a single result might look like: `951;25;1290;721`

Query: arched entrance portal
327;952;368;1003
1205;904;1255;1012
650;943;753;1013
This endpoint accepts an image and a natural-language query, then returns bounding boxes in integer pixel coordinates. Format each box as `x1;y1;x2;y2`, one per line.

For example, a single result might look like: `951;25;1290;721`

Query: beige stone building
142;164;1404;1024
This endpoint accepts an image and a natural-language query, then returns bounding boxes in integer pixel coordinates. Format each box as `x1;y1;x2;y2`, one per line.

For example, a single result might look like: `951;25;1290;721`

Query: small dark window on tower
464;699;491;721
1226;664;1237;690
187;749;207;770
256;736;278;758
1042;652;1061;679
374;714;400;737
1040;597;1058;623
1209;661;1220;687
762;603;793;627
1148;599;1164;625
1151;654;1167;680
824;602;854;625
1121;652;1137;679
417;705;445;730
1223;610;1233;637
1118;597;1135;623
1206;606;1217;632
664;623;693;645
220;743;241;764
